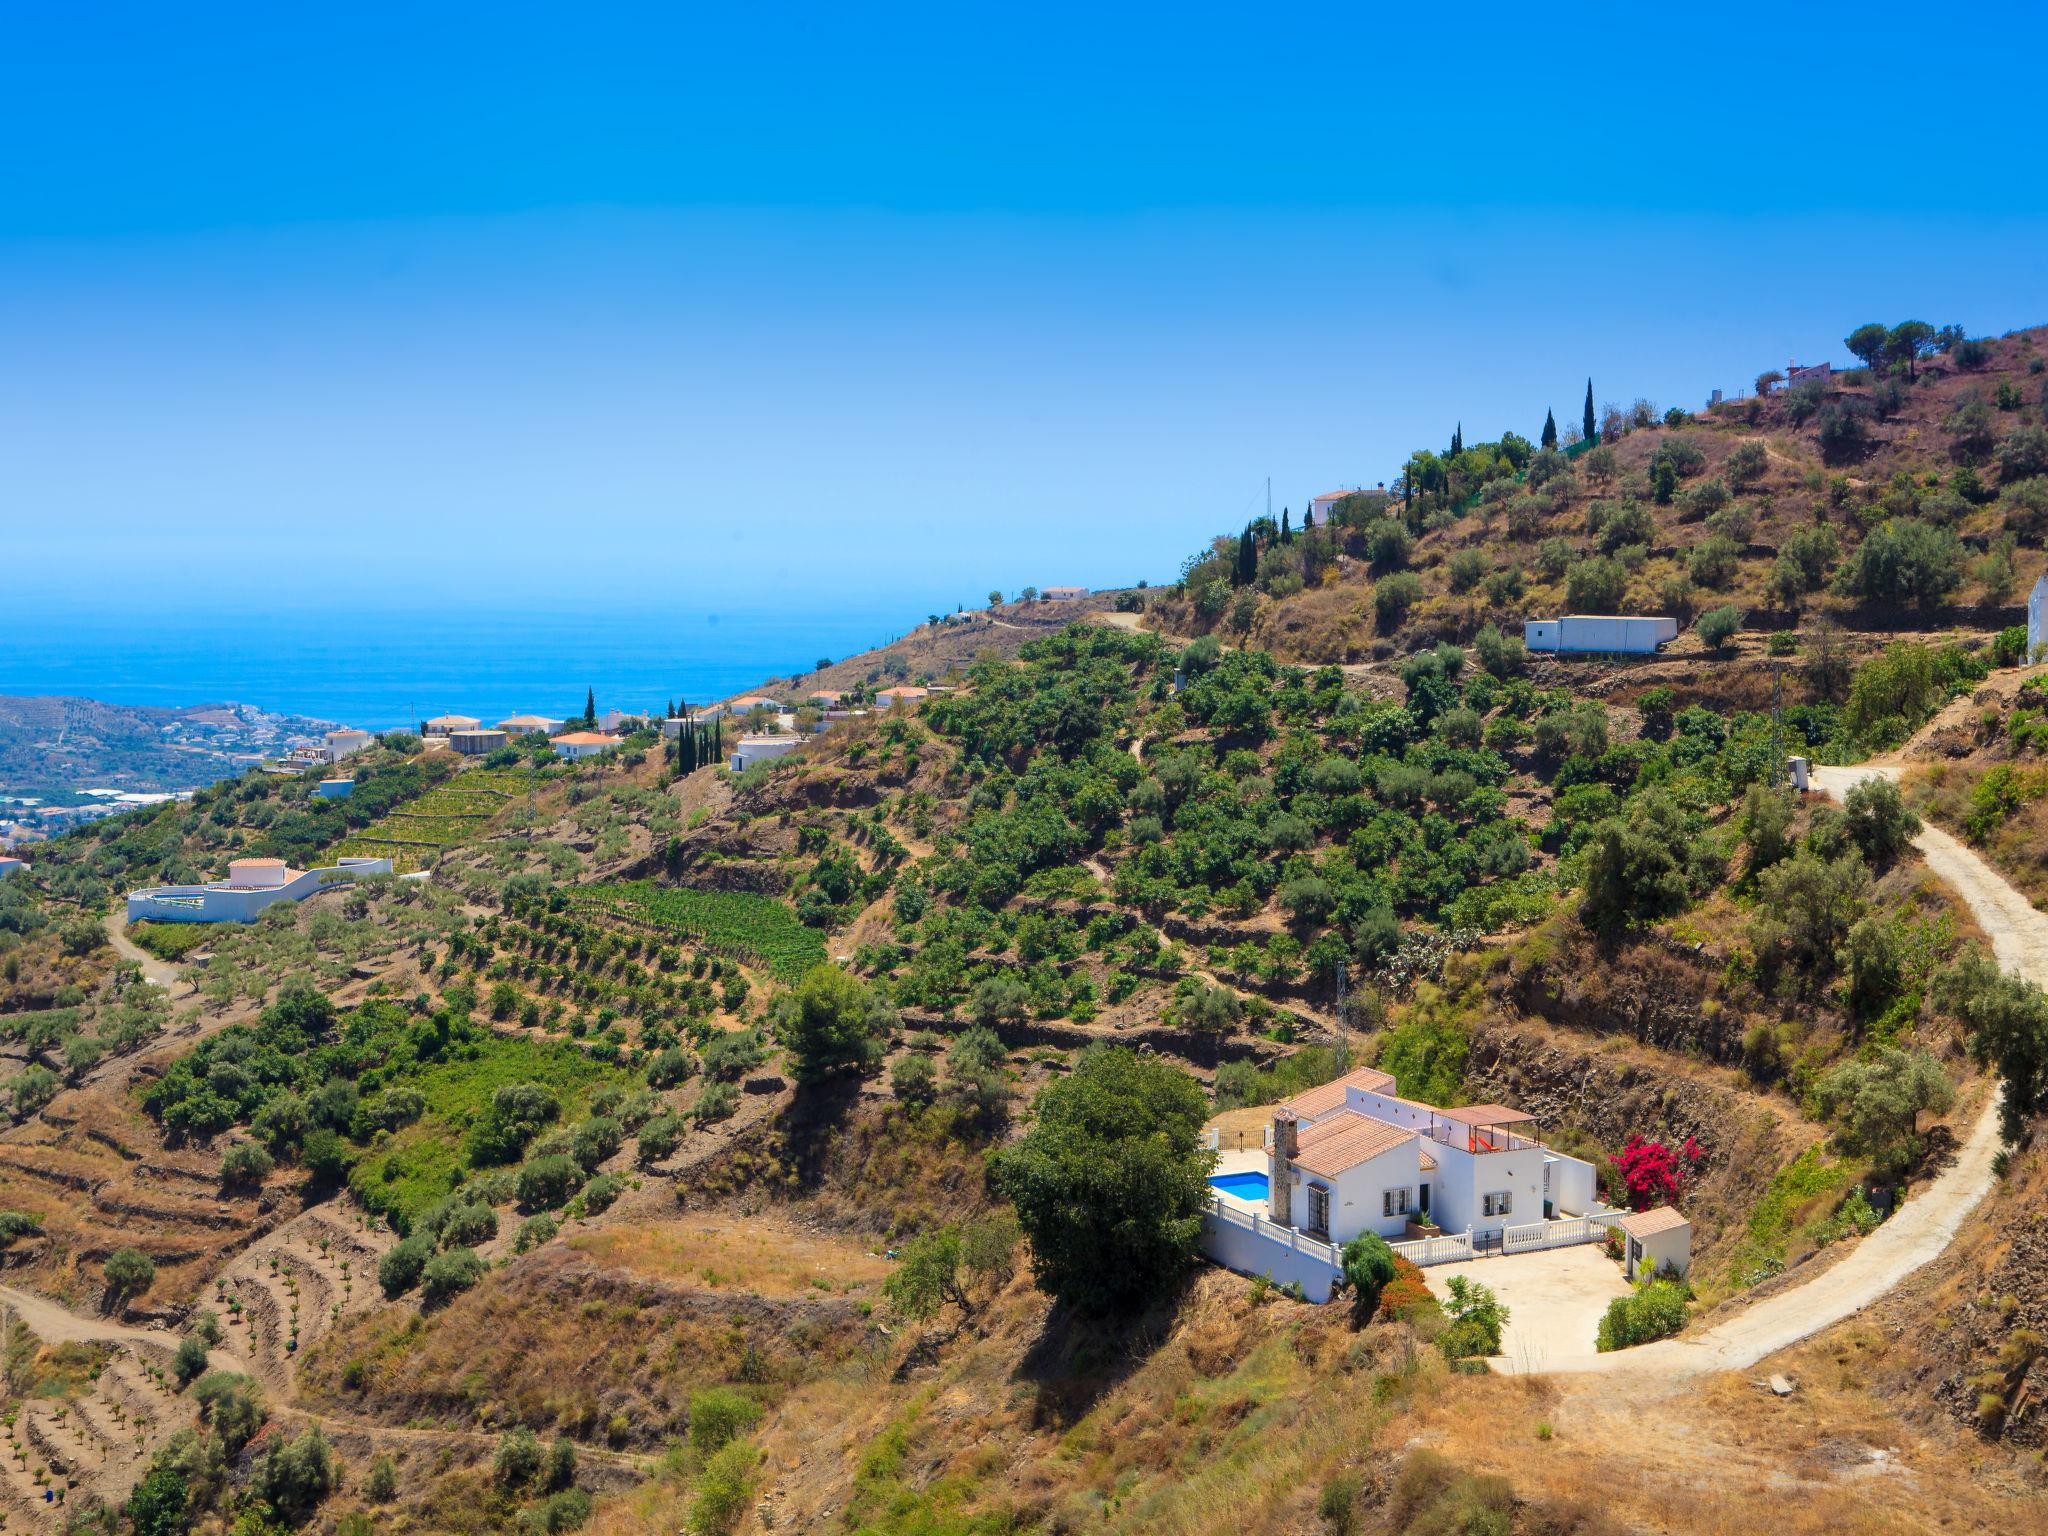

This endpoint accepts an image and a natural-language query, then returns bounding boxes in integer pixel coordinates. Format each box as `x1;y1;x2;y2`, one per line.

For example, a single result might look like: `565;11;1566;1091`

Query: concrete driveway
1424;1245;1631;1369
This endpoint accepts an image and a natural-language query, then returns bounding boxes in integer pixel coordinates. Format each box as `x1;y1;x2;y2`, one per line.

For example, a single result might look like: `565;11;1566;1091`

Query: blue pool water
1209;1171;1269;1201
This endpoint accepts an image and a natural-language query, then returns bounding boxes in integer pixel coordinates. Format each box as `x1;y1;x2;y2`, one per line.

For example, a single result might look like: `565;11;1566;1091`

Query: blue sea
0;604;921;730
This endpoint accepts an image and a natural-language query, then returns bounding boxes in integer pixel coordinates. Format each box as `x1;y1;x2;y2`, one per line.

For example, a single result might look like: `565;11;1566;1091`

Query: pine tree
1541;408;1558;450
1583;379;1596;443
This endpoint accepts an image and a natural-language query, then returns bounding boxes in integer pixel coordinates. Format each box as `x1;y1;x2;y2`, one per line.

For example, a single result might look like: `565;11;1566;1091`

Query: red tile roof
1437;1103;1532;1128
1290;1112;1415;1178
1279;1065;1397;1121
554;731;621;746
1616;1207;1689;1239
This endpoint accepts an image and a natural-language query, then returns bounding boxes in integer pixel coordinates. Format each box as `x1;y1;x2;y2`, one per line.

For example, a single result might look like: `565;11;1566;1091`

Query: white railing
1501;1215;1610;1254
1391;1230;1475;1266
1203;1195;1341;1266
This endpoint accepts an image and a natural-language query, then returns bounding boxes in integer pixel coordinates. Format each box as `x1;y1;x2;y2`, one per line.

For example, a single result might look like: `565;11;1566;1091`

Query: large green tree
1813;1047;1954;1176
772;964;894;1082
1934;953;2048;1143
988;1045;1213;1314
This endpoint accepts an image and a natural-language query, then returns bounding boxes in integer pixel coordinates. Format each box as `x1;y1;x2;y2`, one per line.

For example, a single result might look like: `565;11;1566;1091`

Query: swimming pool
1209;1170;1269;1202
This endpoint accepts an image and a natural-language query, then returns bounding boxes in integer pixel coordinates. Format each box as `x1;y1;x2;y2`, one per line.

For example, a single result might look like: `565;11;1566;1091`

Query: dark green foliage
1695;606;1743;652
1834;519;1964;606
173;1334;210;1386
126;1462;190;1536
1934;953;2048;1143
379;1233;434;1297
1841;775;1920;866
103;1246;156;1302
1340;1232;1396;1319
517;1154;584;1210
988;1045;1212;1314
1597;1280;1688;1350
1580;792;1720;932
771;964;893;1082
250;1424;335;1524
420;1247;486;1307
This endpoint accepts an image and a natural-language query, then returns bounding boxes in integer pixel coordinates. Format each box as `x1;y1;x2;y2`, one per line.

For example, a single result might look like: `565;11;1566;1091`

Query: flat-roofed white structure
424;714;481;737
729;735;801;772
325;728;375;761
449;728;509;757
875;685;929;708
1523;615;1679;655
127;855;393;924
499;714;565;737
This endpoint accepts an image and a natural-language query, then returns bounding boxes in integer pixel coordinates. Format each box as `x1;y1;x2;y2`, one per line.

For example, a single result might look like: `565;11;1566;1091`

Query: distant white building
551;731;622;761
0;856;27;879
875;686;929;708
1307;486;1388;528
1523;615;1679;655
424;714;480;737
313;779;353;800
449;728;509;757
127;855;393;924
729;735;802;772
2027;575;2048;660
324;728;375;762
1040;586;1089;601
499;714;565;738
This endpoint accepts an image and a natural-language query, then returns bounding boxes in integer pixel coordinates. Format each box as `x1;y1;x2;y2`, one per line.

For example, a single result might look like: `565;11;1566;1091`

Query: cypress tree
1236;527;1256;585
1583;379;1596;443
1450;422;1463;457
584;687;596;727
1279;508;1292;543
1541;408;1557;450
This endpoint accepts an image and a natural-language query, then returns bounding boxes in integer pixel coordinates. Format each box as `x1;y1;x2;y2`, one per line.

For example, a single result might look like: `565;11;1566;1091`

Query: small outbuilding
876;686;930;708
1523;615;1679;655
729;735;801;772
314;779;354;800
449;728;509;757
1615;1206;1692;1281
424;714;481;737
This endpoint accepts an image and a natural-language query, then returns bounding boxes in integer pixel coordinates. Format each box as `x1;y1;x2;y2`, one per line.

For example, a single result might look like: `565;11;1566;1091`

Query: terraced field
569;881;826;981
331;768;537;871
212;1204;396;1396
0;1338;187;1530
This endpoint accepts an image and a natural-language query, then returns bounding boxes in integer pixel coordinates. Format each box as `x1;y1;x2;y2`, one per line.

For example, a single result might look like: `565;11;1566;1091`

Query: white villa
324;728;375;761
876;685;929;708
551;731;622;761
499;714;565;737
423;714;481;737
730;735;802;772
1200;1066;1671;1302
127;855;394;924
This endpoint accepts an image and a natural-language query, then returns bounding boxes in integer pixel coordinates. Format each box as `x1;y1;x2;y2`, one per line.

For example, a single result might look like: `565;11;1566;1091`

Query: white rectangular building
1523;615;1679;655
729;735;801;772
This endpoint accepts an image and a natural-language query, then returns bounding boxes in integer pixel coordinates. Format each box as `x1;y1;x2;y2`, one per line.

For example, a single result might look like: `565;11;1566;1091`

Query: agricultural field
570;881;826;982
331;766;536;871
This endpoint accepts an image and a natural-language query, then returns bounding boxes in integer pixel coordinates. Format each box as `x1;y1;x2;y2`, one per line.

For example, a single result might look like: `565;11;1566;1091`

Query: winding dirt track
1513;763;2012;1376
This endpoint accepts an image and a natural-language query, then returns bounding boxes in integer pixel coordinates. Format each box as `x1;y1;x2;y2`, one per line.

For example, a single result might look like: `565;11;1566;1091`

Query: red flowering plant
1613;1135;1705;1211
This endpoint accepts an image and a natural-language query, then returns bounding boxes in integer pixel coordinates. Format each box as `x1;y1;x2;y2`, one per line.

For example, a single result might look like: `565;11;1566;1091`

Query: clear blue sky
5;3;2046;621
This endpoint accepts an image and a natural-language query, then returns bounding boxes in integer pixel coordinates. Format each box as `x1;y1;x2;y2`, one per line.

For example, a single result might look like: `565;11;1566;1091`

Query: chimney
1269;1108;1298;1226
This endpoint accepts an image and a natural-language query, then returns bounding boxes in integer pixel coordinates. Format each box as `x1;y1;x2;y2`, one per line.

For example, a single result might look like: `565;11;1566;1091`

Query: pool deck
1210;1145;1269;1212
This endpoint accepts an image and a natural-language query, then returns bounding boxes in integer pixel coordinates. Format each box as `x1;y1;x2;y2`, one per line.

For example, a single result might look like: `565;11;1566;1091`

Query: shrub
219;1140;273;1188
1339;1232;1396;1319
1695;605;1743;652
689;1386;764;1455
379;1232;433;1297
1565;556;1626;612
103;1246;156;1303
569;1114;624;1170
1364;518;1414;569
1373;1256;1438;1323
250;1424;336;1524
420;1247;486;1307
496;1426;544;1487
1446;548;1487;593
1613;1135;1701;1209
1596;1279;1689;1350
1834;519;1964;607
517;1154;584;1210
636;1113;682;1163
772;964;893;1081
1373;572;1424;632
578;1172;626;1215
691;1080;739;1123
366;1454;398;1501
1472;623;1524;679
173;1333;210;1386
514;1213;559;1252
1687;536;1741;589
688;1438;759;1536
1841;774;1920;866
439;1201;498;1247
1439;1275;1508;1359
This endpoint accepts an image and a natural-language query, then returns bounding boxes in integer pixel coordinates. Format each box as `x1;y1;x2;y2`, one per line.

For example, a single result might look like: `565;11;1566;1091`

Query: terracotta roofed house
551;731;622;761
499;714;564;737
875;685;930;708
424;714;480;736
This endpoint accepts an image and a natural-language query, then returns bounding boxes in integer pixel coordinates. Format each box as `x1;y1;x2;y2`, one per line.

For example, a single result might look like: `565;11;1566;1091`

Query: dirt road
102;911;182;991
1512;762;2013;1377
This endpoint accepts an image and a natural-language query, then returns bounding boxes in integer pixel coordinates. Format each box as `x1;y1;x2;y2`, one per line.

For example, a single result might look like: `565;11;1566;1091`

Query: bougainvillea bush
1613;1134;1704;1210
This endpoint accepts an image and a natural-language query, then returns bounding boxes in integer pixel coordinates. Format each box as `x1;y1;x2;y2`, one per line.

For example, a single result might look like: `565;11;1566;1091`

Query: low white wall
1545;1154;1599;1216
1199;1212;1342;1302
127;858;392;925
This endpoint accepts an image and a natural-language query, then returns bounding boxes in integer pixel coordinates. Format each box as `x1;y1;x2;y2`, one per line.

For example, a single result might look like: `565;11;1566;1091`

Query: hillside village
3;322;2048;1535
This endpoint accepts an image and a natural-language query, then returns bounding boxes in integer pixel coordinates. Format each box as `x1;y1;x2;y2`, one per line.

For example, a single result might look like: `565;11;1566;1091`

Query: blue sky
5;3;2046;621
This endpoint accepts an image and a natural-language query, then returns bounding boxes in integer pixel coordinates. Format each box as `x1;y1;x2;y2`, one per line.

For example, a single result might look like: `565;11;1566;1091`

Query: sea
0;603;922;730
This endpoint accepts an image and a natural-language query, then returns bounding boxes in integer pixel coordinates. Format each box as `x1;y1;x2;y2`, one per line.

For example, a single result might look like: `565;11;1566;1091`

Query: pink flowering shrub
1613;1134;1704;1210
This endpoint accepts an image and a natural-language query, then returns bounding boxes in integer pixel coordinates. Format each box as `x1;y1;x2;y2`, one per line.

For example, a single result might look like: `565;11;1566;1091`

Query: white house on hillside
127;855;393;924
552;731;621;761
1524;615;1678;655
2027;575;2048;660
1307;487;1388;527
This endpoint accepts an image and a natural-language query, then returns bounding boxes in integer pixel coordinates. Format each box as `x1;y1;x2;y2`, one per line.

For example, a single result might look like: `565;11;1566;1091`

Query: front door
1418;1182;1430;1216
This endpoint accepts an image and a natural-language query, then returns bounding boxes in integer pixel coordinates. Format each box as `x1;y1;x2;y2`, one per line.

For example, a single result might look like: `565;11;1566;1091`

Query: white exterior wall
313;780;353;800
553;739;618;761
126;857;392;924
1626;1223;1692;1281
1199;1210;1342;1302
1278;1139;1422;1246
729;736;801;772
1544;1153;1599;1217
2028;576;2048;660
1525;616;1677;654
325;730;374;761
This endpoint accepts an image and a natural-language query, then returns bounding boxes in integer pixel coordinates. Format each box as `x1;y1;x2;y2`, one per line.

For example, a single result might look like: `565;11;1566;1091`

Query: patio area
1424;1244;1632;1369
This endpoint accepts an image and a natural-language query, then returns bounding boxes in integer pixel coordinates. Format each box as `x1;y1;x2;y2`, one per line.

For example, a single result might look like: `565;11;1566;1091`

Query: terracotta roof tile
1290;1112;1416;1179
1616;1207;1689;1239
1279;1065;1397;1120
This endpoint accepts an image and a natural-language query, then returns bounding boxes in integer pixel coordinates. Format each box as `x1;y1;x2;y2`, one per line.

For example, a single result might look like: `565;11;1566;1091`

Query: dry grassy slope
1162;326;2048;685
1898;663;2048;905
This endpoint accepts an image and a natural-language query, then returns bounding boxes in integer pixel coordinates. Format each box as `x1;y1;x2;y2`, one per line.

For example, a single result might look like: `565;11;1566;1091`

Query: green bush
379;1232;434;1297
688;1437;759;1536
578;1172;626;1215
514;1213;559;1253
1596;1278;1688;1350
420;1247;486;1307
689;1386;764;1455
1339;1233;1396;1318
103;1246;156;1302
219;1140;273;1188
1695;605;1744;652
517;1154;584;1210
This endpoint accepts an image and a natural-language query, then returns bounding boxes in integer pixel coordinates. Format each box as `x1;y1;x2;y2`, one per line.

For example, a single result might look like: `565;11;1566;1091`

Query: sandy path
1510;763;2013;1376
101;912;181;991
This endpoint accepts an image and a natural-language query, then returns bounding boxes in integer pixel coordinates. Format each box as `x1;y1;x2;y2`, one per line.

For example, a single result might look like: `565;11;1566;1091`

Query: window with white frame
1306;1184;1331;1235
1381;1187;1412;1218
1483;1190;1513;1218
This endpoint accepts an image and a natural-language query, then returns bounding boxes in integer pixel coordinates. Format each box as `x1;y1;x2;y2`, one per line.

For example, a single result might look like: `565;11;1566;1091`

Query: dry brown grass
567;1215;891;1298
